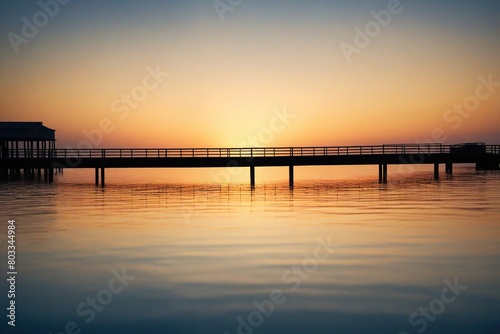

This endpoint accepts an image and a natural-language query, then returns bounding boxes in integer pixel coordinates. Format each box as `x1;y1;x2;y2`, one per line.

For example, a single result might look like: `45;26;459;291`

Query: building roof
0;122;56;141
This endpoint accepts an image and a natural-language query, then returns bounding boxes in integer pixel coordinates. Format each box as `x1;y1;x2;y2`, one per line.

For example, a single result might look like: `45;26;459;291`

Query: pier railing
2;144;500;159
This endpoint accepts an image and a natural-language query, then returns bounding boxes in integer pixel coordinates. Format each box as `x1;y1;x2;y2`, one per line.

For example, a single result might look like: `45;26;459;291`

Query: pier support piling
48;167;54;183
100;167;105;187
95;168;99;186
445;162;453;175
379;164;388;183
434;163;439;180
289;165;294;189
250;165;255;188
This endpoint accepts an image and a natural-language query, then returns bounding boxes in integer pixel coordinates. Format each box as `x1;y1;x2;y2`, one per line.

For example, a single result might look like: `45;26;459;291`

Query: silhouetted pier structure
1;143;499;187
0;122;56;182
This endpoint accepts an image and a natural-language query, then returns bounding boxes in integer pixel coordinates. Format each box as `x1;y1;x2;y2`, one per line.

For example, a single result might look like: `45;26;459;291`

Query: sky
0;0;499;148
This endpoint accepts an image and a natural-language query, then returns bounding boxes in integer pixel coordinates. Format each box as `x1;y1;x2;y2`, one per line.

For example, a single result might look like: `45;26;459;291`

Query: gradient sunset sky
1;0;499;148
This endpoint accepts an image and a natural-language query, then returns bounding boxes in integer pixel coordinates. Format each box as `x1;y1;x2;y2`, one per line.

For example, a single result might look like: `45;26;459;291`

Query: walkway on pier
1;143;499;187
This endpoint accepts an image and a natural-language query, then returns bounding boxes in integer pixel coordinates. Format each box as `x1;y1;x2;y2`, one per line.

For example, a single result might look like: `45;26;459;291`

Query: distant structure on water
0;121;57;181
0;122;56;158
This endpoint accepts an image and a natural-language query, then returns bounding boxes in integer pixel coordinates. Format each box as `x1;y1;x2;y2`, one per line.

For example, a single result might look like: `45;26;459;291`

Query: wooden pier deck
1;143;499;186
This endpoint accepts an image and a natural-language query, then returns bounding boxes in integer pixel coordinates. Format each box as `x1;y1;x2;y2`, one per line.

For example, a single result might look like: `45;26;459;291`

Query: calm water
1;165;499;334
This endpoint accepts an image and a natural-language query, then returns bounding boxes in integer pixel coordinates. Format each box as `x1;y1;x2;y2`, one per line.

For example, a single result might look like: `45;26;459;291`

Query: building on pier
0;122;56;158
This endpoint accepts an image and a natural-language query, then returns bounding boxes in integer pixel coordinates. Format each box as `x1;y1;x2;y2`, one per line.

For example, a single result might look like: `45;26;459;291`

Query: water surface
1;166;499;334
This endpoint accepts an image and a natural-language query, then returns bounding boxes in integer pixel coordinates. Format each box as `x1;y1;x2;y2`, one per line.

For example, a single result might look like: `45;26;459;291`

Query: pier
1;143;499;187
